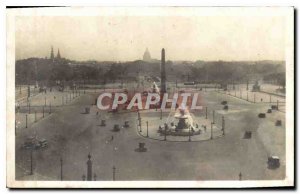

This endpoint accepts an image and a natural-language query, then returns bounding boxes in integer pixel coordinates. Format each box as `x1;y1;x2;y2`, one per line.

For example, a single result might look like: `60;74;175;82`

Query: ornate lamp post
81;153;97;181
87;153;92;181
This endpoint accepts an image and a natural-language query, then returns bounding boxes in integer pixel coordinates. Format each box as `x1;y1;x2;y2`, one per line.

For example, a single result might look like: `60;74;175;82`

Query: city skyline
15;15;286;61
8;7;293;188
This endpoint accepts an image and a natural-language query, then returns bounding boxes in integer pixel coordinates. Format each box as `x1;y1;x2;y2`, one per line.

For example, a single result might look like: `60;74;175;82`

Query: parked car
267;156;280;169
22;136;48;150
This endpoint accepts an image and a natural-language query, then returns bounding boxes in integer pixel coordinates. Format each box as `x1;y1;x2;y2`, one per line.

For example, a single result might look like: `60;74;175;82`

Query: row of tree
15;57;285;87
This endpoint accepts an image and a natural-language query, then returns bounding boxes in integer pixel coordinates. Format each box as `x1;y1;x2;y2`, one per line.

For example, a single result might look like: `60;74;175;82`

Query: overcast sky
15;15;286;61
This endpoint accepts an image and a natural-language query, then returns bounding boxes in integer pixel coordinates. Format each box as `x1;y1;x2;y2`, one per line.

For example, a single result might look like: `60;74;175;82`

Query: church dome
143;48;151;62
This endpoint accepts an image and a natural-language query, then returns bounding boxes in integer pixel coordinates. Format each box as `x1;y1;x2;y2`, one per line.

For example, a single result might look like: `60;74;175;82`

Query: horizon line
16;57;286;63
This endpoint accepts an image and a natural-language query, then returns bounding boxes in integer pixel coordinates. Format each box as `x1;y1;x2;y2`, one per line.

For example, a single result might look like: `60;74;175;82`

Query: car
22;136;48;150
85;107;90;114
275;120;282;126
38;139;48;148
258;113;266;118
135;142;147;152
271;105;278;110
22;142;35;149
267;156;280;169
221;101;228;105
22;136;36;148
243;131;252;139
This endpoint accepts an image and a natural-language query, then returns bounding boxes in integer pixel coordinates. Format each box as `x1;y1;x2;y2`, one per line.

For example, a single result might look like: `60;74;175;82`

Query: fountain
158;105;201;136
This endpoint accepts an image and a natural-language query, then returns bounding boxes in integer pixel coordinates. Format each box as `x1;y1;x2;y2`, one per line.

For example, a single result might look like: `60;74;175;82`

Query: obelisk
160;48;166;93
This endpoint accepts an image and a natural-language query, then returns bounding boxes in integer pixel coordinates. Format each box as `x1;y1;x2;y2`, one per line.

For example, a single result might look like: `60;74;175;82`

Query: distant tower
86;153;92;181
160;48;166;93
56;49;61;59
143;48;151;62
50;46;54;60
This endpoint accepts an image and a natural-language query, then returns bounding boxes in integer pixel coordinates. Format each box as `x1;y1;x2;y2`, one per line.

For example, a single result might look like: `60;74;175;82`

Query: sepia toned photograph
6;7;294;188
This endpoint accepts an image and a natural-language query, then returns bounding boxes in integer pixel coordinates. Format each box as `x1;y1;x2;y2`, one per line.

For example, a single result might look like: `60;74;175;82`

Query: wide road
15;90;285;180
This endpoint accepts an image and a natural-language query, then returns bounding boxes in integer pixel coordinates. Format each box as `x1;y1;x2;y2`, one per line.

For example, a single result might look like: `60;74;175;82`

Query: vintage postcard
6;7;294;188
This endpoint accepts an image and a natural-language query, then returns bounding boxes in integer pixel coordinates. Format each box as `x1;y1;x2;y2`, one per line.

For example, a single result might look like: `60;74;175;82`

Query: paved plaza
15;84;286;181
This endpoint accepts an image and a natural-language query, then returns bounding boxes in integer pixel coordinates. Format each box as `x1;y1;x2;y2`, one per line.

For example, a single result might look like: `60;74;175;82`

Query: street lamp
164;124;167;141
146;121;149;137
112;166;116;181
222;116;225;136
160;109;162;120
30;149;33;175
210;122;213;140
188;127;191;142
25;114;28;128
60;157;63;181
34;111;37;122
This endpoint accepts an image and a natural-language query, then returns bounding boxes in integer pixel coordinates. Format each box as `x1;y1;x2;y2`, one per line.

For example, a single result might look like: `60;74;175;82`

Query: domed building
143;48;152;62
